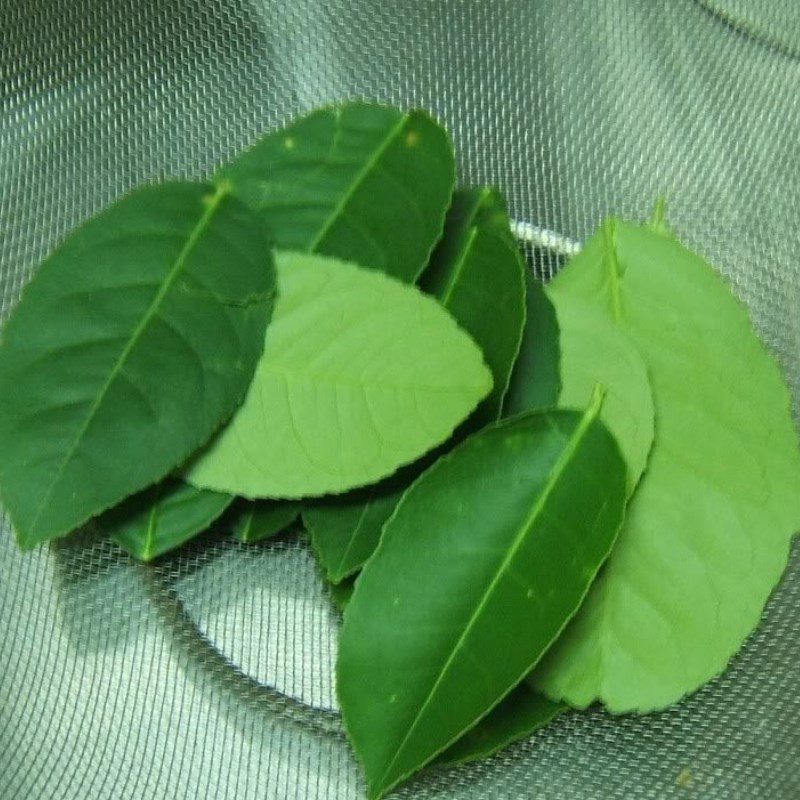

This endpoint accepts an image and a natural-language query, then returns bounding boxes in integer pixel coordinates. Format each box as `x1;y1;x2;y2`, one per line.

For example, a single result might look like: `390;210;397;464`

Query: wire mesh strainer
1;1;799;798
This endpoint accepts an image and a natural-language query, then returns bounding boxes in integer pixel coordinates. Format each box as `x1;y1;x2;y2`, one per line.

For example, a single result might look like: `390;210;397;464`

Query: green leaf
303;478;405;583
420;187;526;423
548;292;654;494
305;188;526;582
438;683;566;767
337;390;627;800
219;102;456;282
184;251;492;499
99;480;234;562
502;268;561;416
532;220;800;713
0;182;274;548
231;499;300;543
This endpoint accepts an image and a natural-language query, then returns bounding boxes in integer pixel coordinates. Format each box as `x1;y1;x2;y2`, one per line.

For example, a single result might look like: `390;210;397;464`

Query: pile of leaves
1;102;799;799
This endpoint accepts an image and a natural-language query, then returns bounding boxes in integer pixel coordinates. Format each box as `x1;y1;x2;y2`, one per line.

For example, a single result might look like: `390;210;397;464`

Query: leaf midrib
374;390;605;796
26;186;229;540
307;112;409;253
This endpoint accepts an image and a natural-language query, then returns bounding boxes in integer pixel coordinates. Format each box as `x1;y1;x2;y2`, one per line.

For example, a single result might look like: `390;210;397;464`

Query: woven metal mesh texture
1;1;798;798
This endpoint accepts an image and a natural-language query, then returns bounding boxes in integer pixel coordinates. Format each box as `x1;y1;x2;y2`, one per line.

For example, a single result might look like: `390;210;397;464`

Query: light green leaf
548;292;654;494
502;268;561;416
438;683;566;767
99;480;233;562
232;499;300;543
0;182;274;548
219;102;456;282
185;251;492;499
304;188;526;582
532;219;800;713
337;391;627;800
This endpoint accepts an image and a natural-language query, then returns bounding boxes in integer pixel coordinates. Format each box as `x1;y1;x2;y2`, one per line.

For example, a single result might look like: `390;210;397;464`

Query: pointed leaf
532;220;800;712
304;480;404;583
502;269;561;416
100;480;234;562
219;102;456;282
185;251;492;498
420;187;526;423
305;188;526;581
232;499;300;543
548;292;654;494
0;182;274;548
337;391;627;799
438;684;566;767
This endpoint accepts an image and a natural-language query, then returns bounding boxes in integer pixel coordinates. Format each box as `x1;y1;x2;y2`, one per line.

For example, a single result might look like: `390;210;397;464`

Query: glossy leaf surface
219;102;455;282
533;220;800;712
185;251;492;498
100;480;233;562
0;182;274;548
439;684;565;767
338;394;627;799
232;499;300;543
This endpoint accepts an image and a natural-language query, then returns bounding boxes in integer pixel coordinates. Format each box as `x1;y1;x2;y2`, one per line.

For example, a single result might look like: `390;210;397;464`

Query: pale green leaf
184;251;492;498
99;480;233;562
231;499;300;543
0;182;274;548
548;292;654;494
304;188;526;582
337;391;627;799
532;220;800;713
219;102;456;282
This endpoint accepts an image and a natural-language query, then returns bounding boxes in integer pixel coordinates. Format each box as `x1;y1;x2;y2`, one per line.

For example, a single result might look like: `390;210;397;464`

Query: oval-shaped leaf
219;102;456;282
99;480;233;562
0;182;274;548
532;220;800;713
549;292;654;494
337;392;627;800
438;684;566;767
305;188;526;582
231;499;300;543
184;251;492;498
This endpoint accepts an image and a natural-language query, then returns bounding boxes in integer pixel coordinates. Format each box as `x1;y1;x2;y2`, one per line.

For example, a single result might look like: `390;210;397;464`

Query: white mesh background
1;1;799;798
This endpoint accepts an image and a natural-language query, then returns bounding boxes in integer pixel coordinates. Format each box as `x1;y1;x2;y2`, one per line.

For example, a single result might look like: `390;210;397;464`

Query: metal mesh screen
1;1;799;797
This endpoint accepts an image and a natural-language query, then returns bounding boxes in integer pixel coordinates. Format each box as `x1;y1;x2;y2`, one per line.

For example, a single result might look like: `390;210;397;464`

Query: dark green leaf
304;480;404;584
218;102;456;282
232;499;300;543
337;389;627;800
420;188;526;424
0;182;274;548
502;268;561;416
99;479;233;562
438;684;566;767
305;188;525;582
